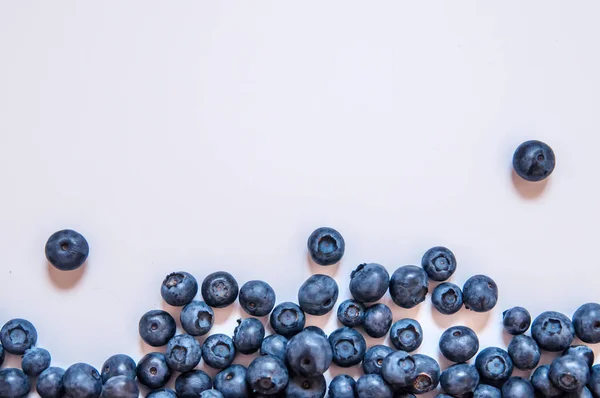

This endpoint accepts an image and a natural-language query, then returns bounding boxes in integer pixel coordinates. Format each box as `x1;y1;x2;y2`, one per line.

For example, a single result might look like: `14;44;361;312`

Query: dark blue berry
214;365;249;398
439;363;479;396
563;345;594;368
270;302;306;337
298;274;339;316
285;374;326;397
233;318;265;355
421;246;456;281
349;263;389;303
572;302;600;344
0;318;38;354
202;334;236;370
439;325;479;363
381;351;416;389
0;344;3;367
588;365;600;398
472;384;501;398
501;377;534;398
531;311;575;351
199;391;224;398
406;354;440;394
45;229;89;271
475;347;513;387
356;374;393;398
336;299;365;327
180;300;214;336
549;355;590;393
363;303;392;338
328;374;355;398
146;389;177;398
502;306;531;335
175;370;212;397
246;355;288;396
138;310;176;347
389;265;428;309
513;140;555;182
161;271;198;307
462;274;498;312
100;375;138;398
63;363;102;398
36;367;65;398
239;280;276;317
362;345;393;375
389;319;423;352
165;334;202;372
531;365;563;398
431;282;463;315
507;335;540;370
0;368;30;398
136;352;171;389
101;354;136;384
286;330;332;377
201;271;239;308
260;334;288;363
307;227;345;266
22;347;51;376
328;327;366;367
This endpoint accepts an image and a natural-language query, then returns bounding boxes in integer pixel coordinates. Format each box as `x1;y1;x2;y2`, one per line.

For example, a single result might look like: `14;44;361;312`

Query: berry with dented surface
165;334;202;373
180;300;214;336
298;274;339;316
307;227;345;266
0;318;37;355
161;272;198;307
239;280;276;317
502;306;531;335
45;229;89;271
337;299;365;327
531;311;575;351
431;282;463;315
328;327;366;367
406;354;440;394
421;246;456;281
512;140;556;182
475;347;513;387
202;271;239;308
349;263;389;303
462;275;498;312
381;351;416;389
549;355;590;393
270;302;306;337
389;319;423;352
389;265;428;309
202;334;236;370
233;318;265;355
246;355;288;396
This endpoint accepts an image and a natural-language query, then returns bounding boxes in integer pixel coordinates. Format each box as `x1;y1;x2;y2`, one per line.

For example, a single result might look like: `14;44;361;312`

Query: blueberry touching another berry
270;302;306;337
63;363;102;398
563;345;594;368
501;376;535;398
202;334;236;370
362;345;393;375
165;334;202;373
36;367;65;398
502;306;531;335
233;318;265;355
328;327;366;367
175;370;213;397
161;272;198;307
507;334;540;370
201;271;239;308
0;318;38;355
531;365;563;398
475;347;514;387
349;263;389;303
588;365;600;398
336;299;365;327
462;274;498;312
0;368;31;398
298;274;339;316
286;329;332;377
549;355;590;392
307;227;345;266
431;282;463;315
100;375;139;398
363;303;393;338
328;374;356;398
285;373;327;398
389;318;423;352
239;280;276;317
421;246;456;281
512;140;556;182
572;302;600;344
214;365;249;398
389;265;428;309
45;229;89;271
472;384;502;398
246;355;289;396
101;354;136;384
531;311;575;351
407;354;440;394
21;347;51;376
439;363;480;396
356;374;393;398
438;325;479;363
381;350;416;389
136;352;171;389
260;334;288;363
180;300;214;336
138;310;176;347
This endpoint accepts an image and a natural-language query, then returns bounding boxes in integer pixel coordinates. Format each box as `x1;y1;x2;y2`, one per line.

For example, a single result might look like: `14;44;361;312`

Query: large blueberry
298;274;339;316
472;384;501;398
21;347;51;376
439;363;479;396
146;389;177;398
239;280;276;317
175;370;212;397
563;345;594;368
362;345;393;375
63;363;102;398
512;140;556;182
356;374;393;398
507;335;540;370
138;310;176;347
501;377;534;398
286;330;332;377
406;354;440;394
246;355;288;395
161;271;198;307
389;265;428;309
336;299;365;327
201;271;239;308
349;263;389;303
307;227;345;266
475;347;513;387
304;326;327;338
502;306;531;335
136;352;171;389
45;229;89;271
438;325;479;363
328;374;355;398
328;327;366;367
36;367;65;398
0;368;30;398
363;303;392;338
531;311;575;351
531;365;563;398
0;318;38;355
269;302;306;337
285;374;326;398
381;351;416;389
389;319;423;352
421;246;456;281
549;355;590;392
431;282;463;315
180;300;214;336
100;375;138;398
165;334;202;372
572;303;600;344
202;334;236;369
214;365;249;398
233;318;265;354
462;274;498;312
260;334;288;363
101;354;136;384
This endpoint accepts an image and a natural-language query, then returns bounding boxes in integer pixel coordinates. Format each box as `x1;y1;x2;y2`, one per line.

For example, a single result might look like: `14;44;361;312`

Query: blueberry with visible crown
201;271;239;308
161;272;198;307
389;319;423;352
328;327;366;367
307;227;345;266
270;302;306;337
431;282;463;315
421;246;456;281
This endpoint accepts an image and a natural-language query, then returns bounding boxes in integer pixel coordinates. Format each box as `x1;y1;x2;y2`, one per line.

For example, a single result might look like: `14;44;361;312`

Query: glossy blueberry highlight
440;363;479;396
285;374;327;398
138;310;176;347
100;375;138;398
286;330;333;377
328;327;366;367
502;306;531;335
439;325;479;363
36;367;65;398
180;300;214;337
362;345;393;375
214;365;249;398
389;319;423;352
549;355;590;392
45;229;89;271
475;347;513;387
0;368;31;398
563;345;594;368
233;318;265;355
161;271;198;307
246;355;289;395
136;352;171;389
513;140;556;182
389;265;428;309
307;227;345;266
501;377;534;398
381;351;416;389
531;365;563;398
328;374;356;398
298;274;339;316
260;334;288;363
364;303;393;338
349;263;389;303
147;389;177;398
356;374;393;398
462;274;498;312
63;363;102;398
472;384;501;398
588;365;600;398
239;280;276;317
270;302;306;337
165;334;202;372
431;282;463;315
531;311;575;351
406;354;440;394
201;271;239;308
101;354;136;384
202;334;236;369
421;246;456;281
0;318;38;355
21;347;51;376
507;335;540;370
572;302;600;344
175;370;213;398
336;299;365;327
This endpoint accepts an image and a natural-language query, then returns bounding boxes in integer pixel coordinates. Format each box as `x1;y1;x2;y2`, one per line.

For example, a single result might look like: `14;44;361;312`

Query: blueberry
175;370;212;397
336;299;365;327
349;263;389;303
304;326;328;338
285;374;326;398
362;345;393;375
0;344;4;367
270;302;306;337
36;367;65;398
199;391;224;398
21;347;51;376
475;347;513;387
139;309;176;347
502;306;531;335
501;377;534;398
0;318;38;355
180;300;214;336
381;351;416;389
328;327;366;367
363;303;392;338
406;354;440;394
214;365;249;398
431;282;463;315
328;374;355;398
246;355;289;395
146;389;177;398
202;334;236;369
136;352;171;389
531;311;575;351
201;271;239;308
63;363;102;398
0;368;30;398
45;229;89;271
564;345;594;368
472;384;501;398
573;303;600;344
389;265;428;309
101;354;136;383
286;330;332;377
356;374;393;398
439;363;479;396
161;271;198;307
298;274;339;316
549;355;590;392
421;246;456;281
307;227;345;266
588;365;600;398
507;335;540;370
165;334;202;372
438;325;479;363
512;140;556;182
394;393;415;398
260;334;288;363
572;387;594;398
389;319;423;352
239;280;276;317
100;375;139;398
462;274;498;312
530;365;563;398
233;318;265;354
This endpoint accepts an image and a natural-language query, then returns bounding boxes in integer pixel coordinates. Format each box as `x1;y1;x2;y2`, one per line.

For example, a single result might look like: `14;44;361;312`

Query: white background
1;1;600;396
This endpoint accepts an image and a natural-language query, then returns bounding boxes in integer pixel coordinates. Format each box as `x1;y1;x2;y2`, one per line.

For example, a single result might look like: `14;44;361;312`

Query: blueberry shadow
161;301;183;327
462;310;491;333
430;304;463;329
307;253;340;277
46;261;85;289
328;364;363;379
511;170;549;200
305;312;333;330
436;350;454;370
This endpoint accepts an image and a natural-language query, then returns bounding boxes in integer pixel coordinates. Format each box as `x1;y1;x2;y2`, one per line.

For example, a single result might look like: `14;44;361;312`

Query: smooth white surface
1;1;600;395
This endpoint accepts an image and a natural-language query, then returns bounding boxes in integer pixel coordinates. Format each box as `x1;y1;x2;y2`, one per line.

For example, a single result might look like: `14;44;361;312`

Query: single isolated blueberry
298;274;339;316
0;368;31;398
507;335;540;370
349;263;389;303
161;271;198;307
439;363;480;396
260;334;288;363
233;318;265;355
270;302;306;337
101;354;136;384
462;274;498;312
563;345;594;368
389;319;423;352
363;303;393;338
531;365;563;398
512;140;556;182
421;246;456;281
406;354;440;394
307;227;345;266
475;347;513;387
201;271;239;308
389;265;428;309
472;384;502;398
328;374;356;398
502;306;531;335
0;318;38;354
439;325;479;363
328;327;366;367
285;374;326;397
138;309;176;347
36;367;65;398
45;229;89;271
214;365;249;398
336;299;365;327
202;334;236;370
431;282;463;315
175;370;213;398
501;377;534;398
531;311;575;351
572;302;600;344
588;365;600;398
147;389;178;398
381;351;416;389
63;363;102;398
165;334;202;373
136;352;171;389
239;280;276;317
286;330;332;377
180;300;214;336
362;345;393;375
246;355;289;395
549;355;590;393
22;347;51;376
100;375;139;398
356;374;393;398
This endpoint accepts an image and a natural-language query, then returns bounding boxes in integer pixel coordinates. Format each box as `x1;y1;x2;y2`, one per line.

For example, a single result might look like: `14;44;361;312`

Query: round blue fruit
431;282;463;315
63;363;102;398
439;326;479;363
214;365;249;398
389;265;428;309
45;229;89;271
161;271;198;307
513;140;556;182
298;274;339;316
349;263;389;303
389;318;423;352
307;227;345;266
238;280;276;317
201;271;239;308
138;309;176;347
0;318;38;355
421;246;456;281
328;327;366;367
269;302;306;337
